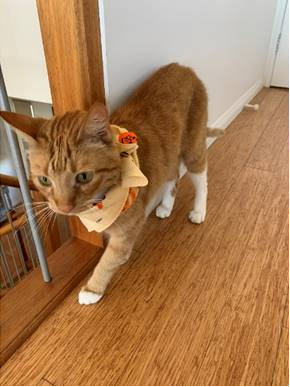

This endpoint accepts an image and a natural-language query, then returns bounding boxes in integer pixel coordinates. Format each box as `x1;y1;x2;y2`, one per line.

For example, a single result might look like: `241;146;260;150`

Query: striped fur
0;63;210;304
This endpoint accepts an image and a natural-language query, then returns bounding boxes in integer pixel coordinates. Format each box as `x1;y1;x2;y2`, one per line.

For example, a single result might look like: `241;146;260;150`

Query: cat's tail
207;127;225;137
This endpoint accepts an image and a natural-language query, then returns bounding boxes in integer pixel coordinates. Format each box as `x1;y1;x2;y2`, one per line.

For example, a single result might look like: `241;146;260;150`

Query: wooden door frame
37;0;105;247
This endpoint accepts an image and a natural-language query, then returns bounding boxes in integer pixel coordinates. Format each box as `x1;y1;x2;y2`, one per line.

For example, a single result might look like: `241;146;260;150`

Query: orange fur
0;63;209;302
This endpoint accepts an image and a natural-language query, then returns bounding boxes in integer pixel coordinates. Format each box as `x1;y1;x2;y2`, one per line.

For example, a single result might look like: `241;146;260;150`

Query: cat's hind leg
188;165;207;224
155;160;187;219
183;78;208;224
155;180;177;219
184;141;208;224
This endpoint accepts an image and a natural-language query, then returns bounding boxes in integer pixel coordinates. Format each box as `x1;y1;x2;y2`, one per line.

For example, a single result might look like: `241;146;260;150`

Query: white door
271;1;289;87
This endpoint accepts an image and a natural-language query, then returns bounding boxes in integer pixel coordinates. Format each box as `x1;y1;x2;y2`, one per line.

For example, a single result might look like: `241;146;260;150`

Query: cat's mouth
46;189;109;215
48;204;77;216
50;205;88;216
51;193;107;215
49;204;91;216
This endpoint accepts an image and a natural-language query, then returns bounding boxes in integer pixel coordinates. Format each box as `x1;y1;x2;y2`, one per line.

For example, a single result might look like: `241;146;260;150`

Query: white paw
156;204;172;219
78;290;103;305
188;210;206;224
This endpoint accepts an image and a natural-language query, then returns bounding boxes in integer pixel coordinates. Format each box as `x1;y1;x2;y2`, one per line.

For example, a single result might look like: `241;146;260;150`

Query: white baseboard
207;78;264;148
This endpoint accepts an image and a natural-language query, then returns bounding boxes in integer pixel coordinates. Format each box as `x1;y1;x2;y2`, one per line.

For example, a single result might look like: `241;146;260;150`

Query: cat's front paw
78;287;103;305
188;209;206;224
156;204;172;219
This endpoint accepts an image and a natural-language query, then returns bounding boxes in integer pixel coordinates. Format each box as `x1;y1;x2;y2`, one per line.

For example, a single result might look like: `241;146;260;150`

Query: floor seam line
42;377;55;386
243;94;286;169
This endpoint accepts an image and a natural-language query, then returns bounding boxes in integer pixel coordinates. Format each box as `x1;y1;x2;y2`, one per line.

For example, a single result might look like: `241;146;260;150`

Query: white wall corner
209;79;264;130
207;78;264;148
98;0;110;111
264;0;288;87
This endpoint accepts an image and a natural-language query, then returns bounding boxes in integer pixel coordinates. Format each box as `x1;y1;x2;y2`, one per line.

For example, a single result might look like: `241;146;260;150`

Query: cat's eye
76;171;94;184
38;176;52;187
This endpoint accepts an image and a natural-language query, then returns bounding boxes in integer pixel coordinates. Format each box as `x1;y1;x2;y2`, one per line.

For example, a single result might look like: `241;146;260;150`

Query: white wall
0;0;51;103
102;0;277;125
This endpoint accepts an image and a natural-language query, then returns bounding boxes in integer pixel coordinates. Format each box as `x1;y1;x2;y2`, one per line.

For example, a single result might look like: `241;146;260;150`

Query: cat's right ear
0;111;47;145
83;102;112;144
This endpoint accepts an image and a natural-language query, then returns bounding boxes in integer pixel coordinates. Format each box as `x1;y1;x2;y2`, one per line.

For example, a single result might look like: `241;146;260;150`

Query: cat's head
0;102;122;214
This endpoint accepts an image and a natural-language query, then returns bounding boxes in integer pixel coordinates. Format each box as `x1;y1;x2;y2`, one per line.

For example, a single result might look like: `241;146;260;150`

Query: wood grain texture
36;379;54;386
69;216;103;247
282;292;289;329
0;173;36;191
37;0;104;246
36;0;105;113
272;286;289;386
0;88;288;386
247;94;289;172
272;327;289;386
0;238;101;366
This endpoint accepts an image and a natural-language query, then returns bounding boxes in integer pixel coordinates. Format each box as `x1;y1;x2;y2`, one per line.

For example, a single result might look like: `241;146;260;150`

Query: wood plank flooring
0;88;288;386
0;238;102;365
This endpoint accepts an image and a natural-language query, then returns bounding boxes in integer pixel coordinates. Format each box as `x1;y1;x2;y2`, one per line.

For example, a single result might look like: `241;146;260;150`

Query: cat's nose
58;204;74;213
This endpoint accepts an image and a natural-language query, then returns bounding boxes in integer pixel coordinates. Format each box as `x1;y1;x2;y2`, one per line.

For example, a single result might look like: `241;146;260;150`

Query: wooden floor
0;88;288;386
0;238;101;365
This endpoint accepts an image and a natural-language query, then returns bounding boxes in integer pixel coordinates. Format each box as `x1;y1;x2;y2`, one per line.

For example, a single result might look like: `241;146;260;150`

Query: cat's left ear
0;111;47;144
83;102;112;144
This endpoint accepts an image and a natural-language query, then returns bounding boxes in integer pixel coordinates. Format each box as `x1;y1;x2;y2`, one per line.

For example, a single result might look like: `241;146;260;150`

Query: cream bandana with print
77;125;148;233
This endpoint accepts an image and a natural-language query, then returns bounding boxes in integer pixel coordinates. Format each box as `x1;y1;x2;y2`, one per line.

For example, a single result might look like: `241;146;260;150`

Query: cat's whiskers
37;208;52;231
32;208;55;247
15;202;49;223
26;209;51;238
22;207;52;244
42;211;56;246
19;205;50;228
13;201;48;211
51;212;57;232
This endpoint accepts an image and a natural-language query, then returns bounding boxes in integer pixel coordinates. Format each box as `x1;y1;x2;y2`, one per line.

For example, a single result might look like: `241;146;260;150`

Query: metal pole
0;65;51;282
6;234;21;281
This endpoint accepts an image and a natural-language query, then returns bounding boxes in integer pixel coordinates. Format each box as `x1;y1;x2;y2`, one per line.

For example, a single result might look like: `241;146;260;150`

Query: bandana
77;125;148;232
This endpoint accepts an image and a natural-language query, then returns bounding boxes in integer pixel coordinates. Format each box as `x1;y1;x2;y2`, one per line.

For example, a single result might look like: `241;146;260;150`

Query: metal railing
0;173;54;292
0;65;51;286
0;184;39;291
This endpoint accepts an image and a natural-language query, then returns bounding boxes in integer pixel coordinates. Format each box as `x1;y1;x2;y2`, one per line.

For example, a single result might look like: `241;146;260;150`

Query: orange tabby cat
0;63;213;305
